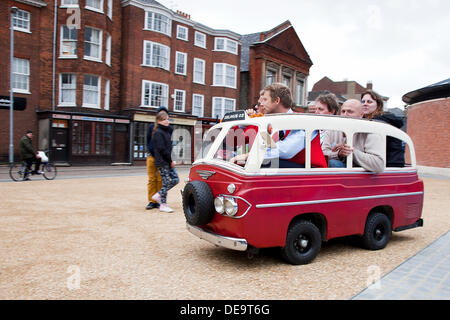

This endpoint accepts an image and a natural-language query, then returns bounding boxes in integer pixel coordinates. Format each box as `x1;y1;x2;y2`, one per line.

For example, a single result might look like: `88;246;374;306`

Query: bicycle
9;150;57;181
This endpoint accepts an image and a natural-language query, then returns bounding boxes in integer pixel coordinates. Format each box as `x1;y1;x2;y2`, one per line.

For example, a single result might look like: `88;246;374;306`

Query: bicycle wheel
9;163;26;182
42;163;57;180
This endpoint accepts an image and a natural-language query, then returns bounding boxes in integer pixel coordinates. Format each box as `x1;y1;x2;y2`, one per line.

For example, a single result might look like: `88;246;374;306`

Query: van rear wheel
281;220;321;265
362;212;391;250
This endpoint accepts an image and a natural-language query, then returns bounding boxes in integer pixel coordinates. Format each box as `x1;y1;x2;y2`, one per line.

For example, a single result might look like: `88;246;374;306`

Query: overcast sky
158;0;450;109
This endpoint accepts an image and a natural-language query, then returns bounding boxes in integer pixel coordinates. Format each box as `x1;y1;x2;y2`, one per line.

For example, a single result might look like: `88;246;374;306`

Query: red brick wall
52;0;122;113
407;98;450;168
120;5;240;117
0;1;44;160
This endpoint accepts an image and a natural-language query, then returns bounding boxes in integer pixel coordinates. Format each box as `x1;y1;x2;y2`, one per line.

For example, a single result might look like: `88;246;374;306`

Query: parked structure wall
407;98;450;168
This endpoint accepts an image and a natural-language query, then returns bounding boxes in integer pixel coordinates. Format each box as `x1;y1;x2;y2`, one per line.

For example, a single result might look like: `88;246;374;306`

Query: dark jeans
24;156;41;174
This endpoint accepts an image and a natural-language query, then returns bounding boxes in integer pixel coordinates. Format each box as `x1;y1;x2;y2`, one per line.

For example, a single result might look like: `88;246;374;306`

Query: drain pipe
52;0;57;111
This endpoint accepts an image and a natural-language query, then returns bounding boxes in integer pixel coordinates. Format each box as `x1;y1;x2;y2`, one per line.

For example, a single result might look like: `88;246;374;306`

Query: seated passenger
361;89;405;167
314;93;340;144
231;83;327;168
322;99;384;173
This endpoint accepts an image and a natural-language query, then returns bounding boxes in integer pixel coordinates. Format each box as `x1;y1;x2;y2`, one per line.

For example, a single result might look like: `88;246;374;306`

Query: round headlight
214;196;224;214
224;198;238;216
227;183;236;194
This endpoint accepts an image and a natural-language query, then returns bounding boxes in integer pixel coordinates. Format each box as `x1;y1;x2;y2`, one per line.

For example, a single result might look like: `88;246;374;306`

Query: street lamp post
9;6;18;165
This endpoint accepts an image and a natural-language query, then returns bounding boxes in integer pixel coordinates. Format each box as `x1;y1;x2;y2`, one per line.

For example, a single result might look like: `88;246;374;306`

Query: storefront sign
115;119;130;124
72;115;114;122
133;113;197;126
52;114;71;119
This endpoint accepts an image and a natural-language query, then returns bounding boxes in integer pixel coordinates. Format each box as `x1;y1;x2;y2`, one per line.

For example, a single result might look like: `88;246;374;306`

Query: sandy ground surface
0;172;449;300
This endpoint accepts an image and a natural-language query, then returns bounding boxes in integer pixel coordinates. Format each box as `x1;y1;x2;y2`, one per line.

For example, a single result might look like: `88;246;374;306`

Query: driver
231;83;327;168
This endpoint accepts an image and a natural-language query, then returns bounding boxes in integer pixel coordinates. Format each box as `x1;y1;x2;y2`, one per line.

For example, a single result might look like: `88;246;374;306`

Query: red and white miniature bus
182;111;424;264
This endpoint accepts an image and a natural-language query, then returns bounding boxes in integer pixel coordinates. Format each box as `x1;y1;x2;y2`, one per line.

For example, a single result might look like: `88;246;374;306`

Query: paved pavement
1;163;449;300
352;231;450;300
0;164;191;182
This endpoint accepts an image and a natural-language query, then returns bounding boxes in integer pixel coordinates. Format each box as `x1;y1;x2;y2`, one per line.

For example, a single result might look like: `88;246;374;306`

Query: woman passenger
361;90;405;167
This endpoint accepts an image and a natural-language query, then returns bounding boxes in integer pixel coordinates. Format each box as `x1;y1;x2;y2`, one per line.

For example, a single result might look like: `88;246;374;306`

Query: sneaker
159;203;173;212
23;177;31;181
159;204;174;213
145;202;160;210
151;192;162;204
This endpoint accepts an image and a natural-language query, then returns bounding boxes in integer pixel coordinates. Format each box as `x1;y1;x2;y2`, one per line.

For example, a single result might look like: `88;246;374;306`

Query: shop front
37;112;131;165
132;113;199;165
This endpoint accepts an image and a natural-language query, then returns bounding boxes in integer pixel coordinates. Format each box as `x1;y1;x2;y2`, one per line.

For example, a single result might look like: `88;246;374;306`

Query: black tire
42;163;57;180
9;163;26;182
281;220;322;265
183;181;215;226
362;212;391;250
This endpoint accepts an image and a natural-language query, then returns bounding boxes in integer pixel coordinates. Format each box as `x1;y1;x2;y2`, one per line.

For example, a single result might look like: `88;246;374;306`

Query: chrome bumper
186;223;248;251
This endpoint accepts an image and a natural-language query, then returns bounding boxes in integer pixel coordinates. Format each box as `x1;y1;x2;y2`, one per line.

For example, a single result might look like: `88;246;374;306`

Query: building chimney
176;10;191;20
346;81;356;95
367;81;373;90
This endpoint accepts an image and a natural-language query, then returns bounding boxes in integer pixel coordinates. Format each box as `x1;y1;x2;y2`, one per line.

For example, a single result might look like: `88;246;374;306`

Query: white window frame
141;80;169;109
58;73;77;106
174;89;186;112
85;0;104;14
12;9;31;33
60;25;78;58
82;75;101;109
213;63;237;88
266;68;277;86
192;94;204;117
142;40;170;71
193;58;205;85
214;37;238;55
105;34;111;66
194;31;206;48
84;27;103;62
176;25;188;41
295;78;305;106
175;51;187;75
106;0;113;19
61;0;79;7
12;58;30;94
283;74;291;89
144;11;171;37
104;78;110;110
212;97;235;119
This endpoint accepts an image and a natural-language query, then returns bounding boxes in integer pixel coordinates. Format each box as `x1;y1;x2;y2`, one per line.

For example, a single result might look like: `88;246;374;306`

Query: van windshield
196;128;222;161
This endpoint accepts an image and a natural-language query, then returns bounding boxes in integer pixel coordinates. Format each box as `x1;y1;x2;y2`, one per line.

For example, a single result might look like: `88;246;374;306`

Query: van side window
260;128;307;169
214;125;258;162
385;135;406;167
351;132;385;173
261;128;327;169
320;129;347;168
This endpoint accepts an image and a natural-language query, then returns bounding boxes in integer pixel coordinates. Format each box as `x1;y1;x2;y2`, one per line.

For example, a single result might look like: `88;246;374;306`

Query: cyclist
19;129;42;180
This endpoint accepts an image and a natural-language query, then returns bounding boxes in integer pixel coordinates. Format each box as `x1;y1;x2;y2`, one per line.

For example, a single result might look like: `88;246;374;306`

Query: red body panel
190;164;424;249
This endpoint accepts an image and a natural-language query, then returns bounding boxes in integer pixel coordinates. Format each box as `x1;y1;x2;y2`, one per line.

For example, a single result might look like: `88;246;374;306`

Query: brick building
240;20;312;111
121;0;241;164
403;79;450;168
0;0;240;165
310;76;389;108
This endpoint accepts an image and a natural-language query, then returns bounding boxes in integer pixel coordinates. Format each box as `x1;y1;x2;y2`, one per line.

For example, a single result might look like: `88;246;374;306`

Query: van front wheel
281;220;321;265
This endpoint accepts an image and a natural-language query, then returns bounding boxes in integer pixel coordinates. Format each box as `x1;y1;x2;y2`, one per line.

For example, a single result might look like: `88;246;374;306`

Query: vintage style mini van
182;111;424;264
